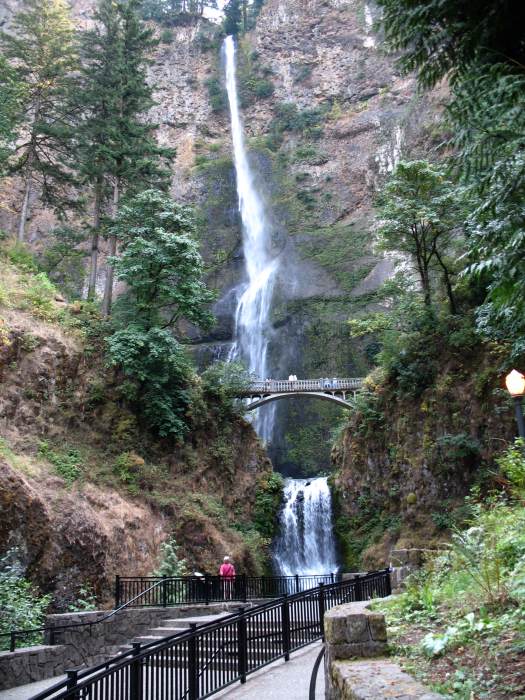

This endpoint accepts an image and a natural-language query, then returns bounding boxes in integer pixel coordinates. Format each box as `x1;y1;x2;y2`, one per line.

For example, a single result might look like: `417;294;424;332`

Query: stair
117;601;274;656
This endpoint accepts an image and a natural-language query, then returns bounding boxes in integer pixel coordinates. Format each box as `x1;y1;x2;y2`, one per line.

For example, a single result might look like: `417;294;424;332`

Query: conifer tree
0;56;24;174
223;0;242;35
1;0;78;241
77;0;173;307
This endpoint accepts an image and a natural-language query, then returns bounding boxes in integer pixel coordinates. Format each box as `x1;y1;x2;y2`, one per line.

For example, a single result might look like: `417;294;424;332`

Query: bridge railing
30;569;391;700
241;377;363;395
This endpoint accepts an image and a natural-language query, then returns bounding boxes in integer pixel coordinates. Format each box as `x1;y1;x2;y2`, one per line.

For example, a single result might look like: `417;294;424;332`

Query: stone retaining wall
324;602;444;700
0;603;226;691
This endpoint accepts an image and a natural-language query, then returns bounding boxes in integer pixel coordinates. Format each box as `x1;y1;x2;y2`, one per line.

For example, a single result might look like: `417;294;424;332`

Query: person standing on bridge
219;556;236;600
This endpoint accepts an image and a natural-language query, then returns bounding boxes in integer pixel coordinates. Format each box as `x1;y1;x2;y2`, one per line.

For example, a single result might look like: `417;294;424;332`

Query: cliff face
0;275;273;608
0;0;443;473
330;342;516;570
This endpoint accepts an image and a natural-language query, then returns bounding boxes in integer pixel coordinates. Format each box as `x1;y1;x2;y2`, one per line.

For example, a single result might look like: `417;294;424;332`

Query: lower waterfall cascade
273;477;339;576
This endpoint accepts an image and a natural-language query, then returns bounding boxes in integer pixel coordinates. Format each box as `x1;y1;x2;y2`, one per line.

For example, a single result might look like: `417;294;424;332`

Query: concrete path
0;643;324;700
0;674;65;699
215;641;324;699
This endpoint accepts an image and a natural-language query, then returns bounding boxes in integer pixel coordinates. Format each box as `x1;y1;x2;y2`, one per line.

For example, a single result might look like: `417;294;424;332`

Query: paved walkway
0;675;65;699
0;643;324;700
216;641;324;699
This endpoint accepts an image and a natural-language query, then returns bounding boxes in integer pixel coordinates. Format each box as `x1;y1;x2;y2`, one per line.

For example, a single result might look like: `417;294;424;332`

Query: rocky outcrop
330;342;515;569
0;0;445;473
0;304;273;607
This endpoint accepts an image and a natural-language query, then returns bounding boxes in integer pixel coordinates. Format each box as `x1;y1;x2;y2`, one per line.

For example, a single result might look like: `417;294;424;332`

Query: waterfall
273;478;339;576
223;35;278;443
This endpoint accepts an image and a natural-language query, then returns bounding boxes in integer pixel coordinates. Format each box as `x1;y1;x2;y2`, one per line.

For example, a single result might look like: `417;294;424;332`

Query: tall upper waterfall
223;35;278;442
273;478;339;575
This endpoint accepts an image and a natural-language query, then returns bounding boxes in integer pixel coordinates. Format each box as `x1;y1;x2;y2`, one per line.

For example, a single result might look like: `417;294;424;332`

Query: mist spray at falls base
223;37;338;574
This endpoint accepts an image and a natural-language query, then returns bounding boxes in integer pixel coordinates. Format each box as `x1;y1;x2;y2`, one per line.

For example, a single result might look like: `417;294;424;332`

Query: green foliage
110;190;214;330
0;55;24;172
376;160;465;312
252;472;284;539
223;0;242;35
200;361;250;418
106;190;214;439
38;226;87;299
205;77;227;113
268;102;326;148
375;0;524;89
67;584;97;612
23;273;60;322
0;551;51;651
153;536;188;577
3;242;38;273
497;439;525;499
1;0;78;230
38;442;82;485
433;433;481;473
107;326;193;440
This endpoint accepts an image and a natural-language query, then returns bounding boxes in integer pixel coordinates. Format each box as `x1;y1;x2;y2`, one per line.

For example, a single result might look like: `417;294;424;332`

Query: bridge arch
244;391;354;411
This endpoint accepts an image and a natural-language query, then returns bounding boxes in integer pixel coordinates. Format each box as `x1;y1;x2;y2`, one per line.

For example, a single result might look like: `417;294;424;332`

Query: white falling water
223;35;279;443
273;478;339;576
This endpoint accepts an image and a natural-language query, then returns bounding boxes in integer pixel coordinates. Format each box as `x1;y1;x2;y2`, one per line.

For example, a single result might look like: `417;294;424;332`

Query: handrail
309;645;325;700
0;576;168;652
240;377;364;396
28;568;392;700
3;573;337;652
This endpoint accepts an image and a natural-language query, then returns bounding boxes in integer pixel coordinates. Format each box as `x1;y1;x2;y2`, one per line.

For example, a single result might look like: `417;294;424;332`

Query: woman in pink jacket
219;556;236;600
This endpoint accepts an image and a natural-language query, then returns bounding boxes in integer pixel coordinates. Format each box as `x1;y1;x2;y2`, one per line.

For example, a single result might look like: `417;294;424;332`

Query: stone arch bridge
238;378;364;410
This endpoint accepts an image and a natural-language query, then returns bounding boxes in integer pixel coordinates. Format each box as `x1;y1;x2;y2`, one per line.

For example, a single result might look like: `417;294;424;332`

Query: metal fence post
204;574;210;605
162;575;167;607
66;669;80;700
295;574;299;594
242;574;247;602
237;607;248;684
9;632;15;653
130;643;142;700
318;583;326;641
115;575;121;609
330;572;335;584
188;623;199;700
354;574;363;601
282;594;291;662
385;567;392;596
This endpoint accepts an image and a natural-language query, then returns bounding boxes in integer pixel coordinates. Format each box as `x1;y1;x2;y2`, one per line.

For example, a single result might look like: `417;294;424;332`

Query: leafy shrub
23;273;59;321
38;442;82;485
107;327;193;440
38;225;87;299
160;28;173;43
497;438;525;498
3;242;38;272
0;550;51;650
113;451;145;492
205;77;227;113
153;536;188;577
67;584;97;612
200;361;250;418
252;472;284;539
433;433;481;472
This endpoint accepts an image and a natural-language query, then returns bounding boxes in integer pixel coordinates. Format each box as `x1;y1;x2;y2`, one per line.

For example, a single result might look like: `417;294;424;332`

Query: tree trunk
87;179;103;300
434;248;457;314
101;181;119;317
17;173;33;242
242;0;247;29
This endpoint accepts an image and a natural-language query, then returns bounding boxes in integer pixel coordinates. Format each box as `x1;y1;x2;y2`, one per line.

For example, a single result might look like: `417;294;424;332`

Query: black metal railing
1;573;337;653
115;573;339;608
0;577;171;652
29;569;391;700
